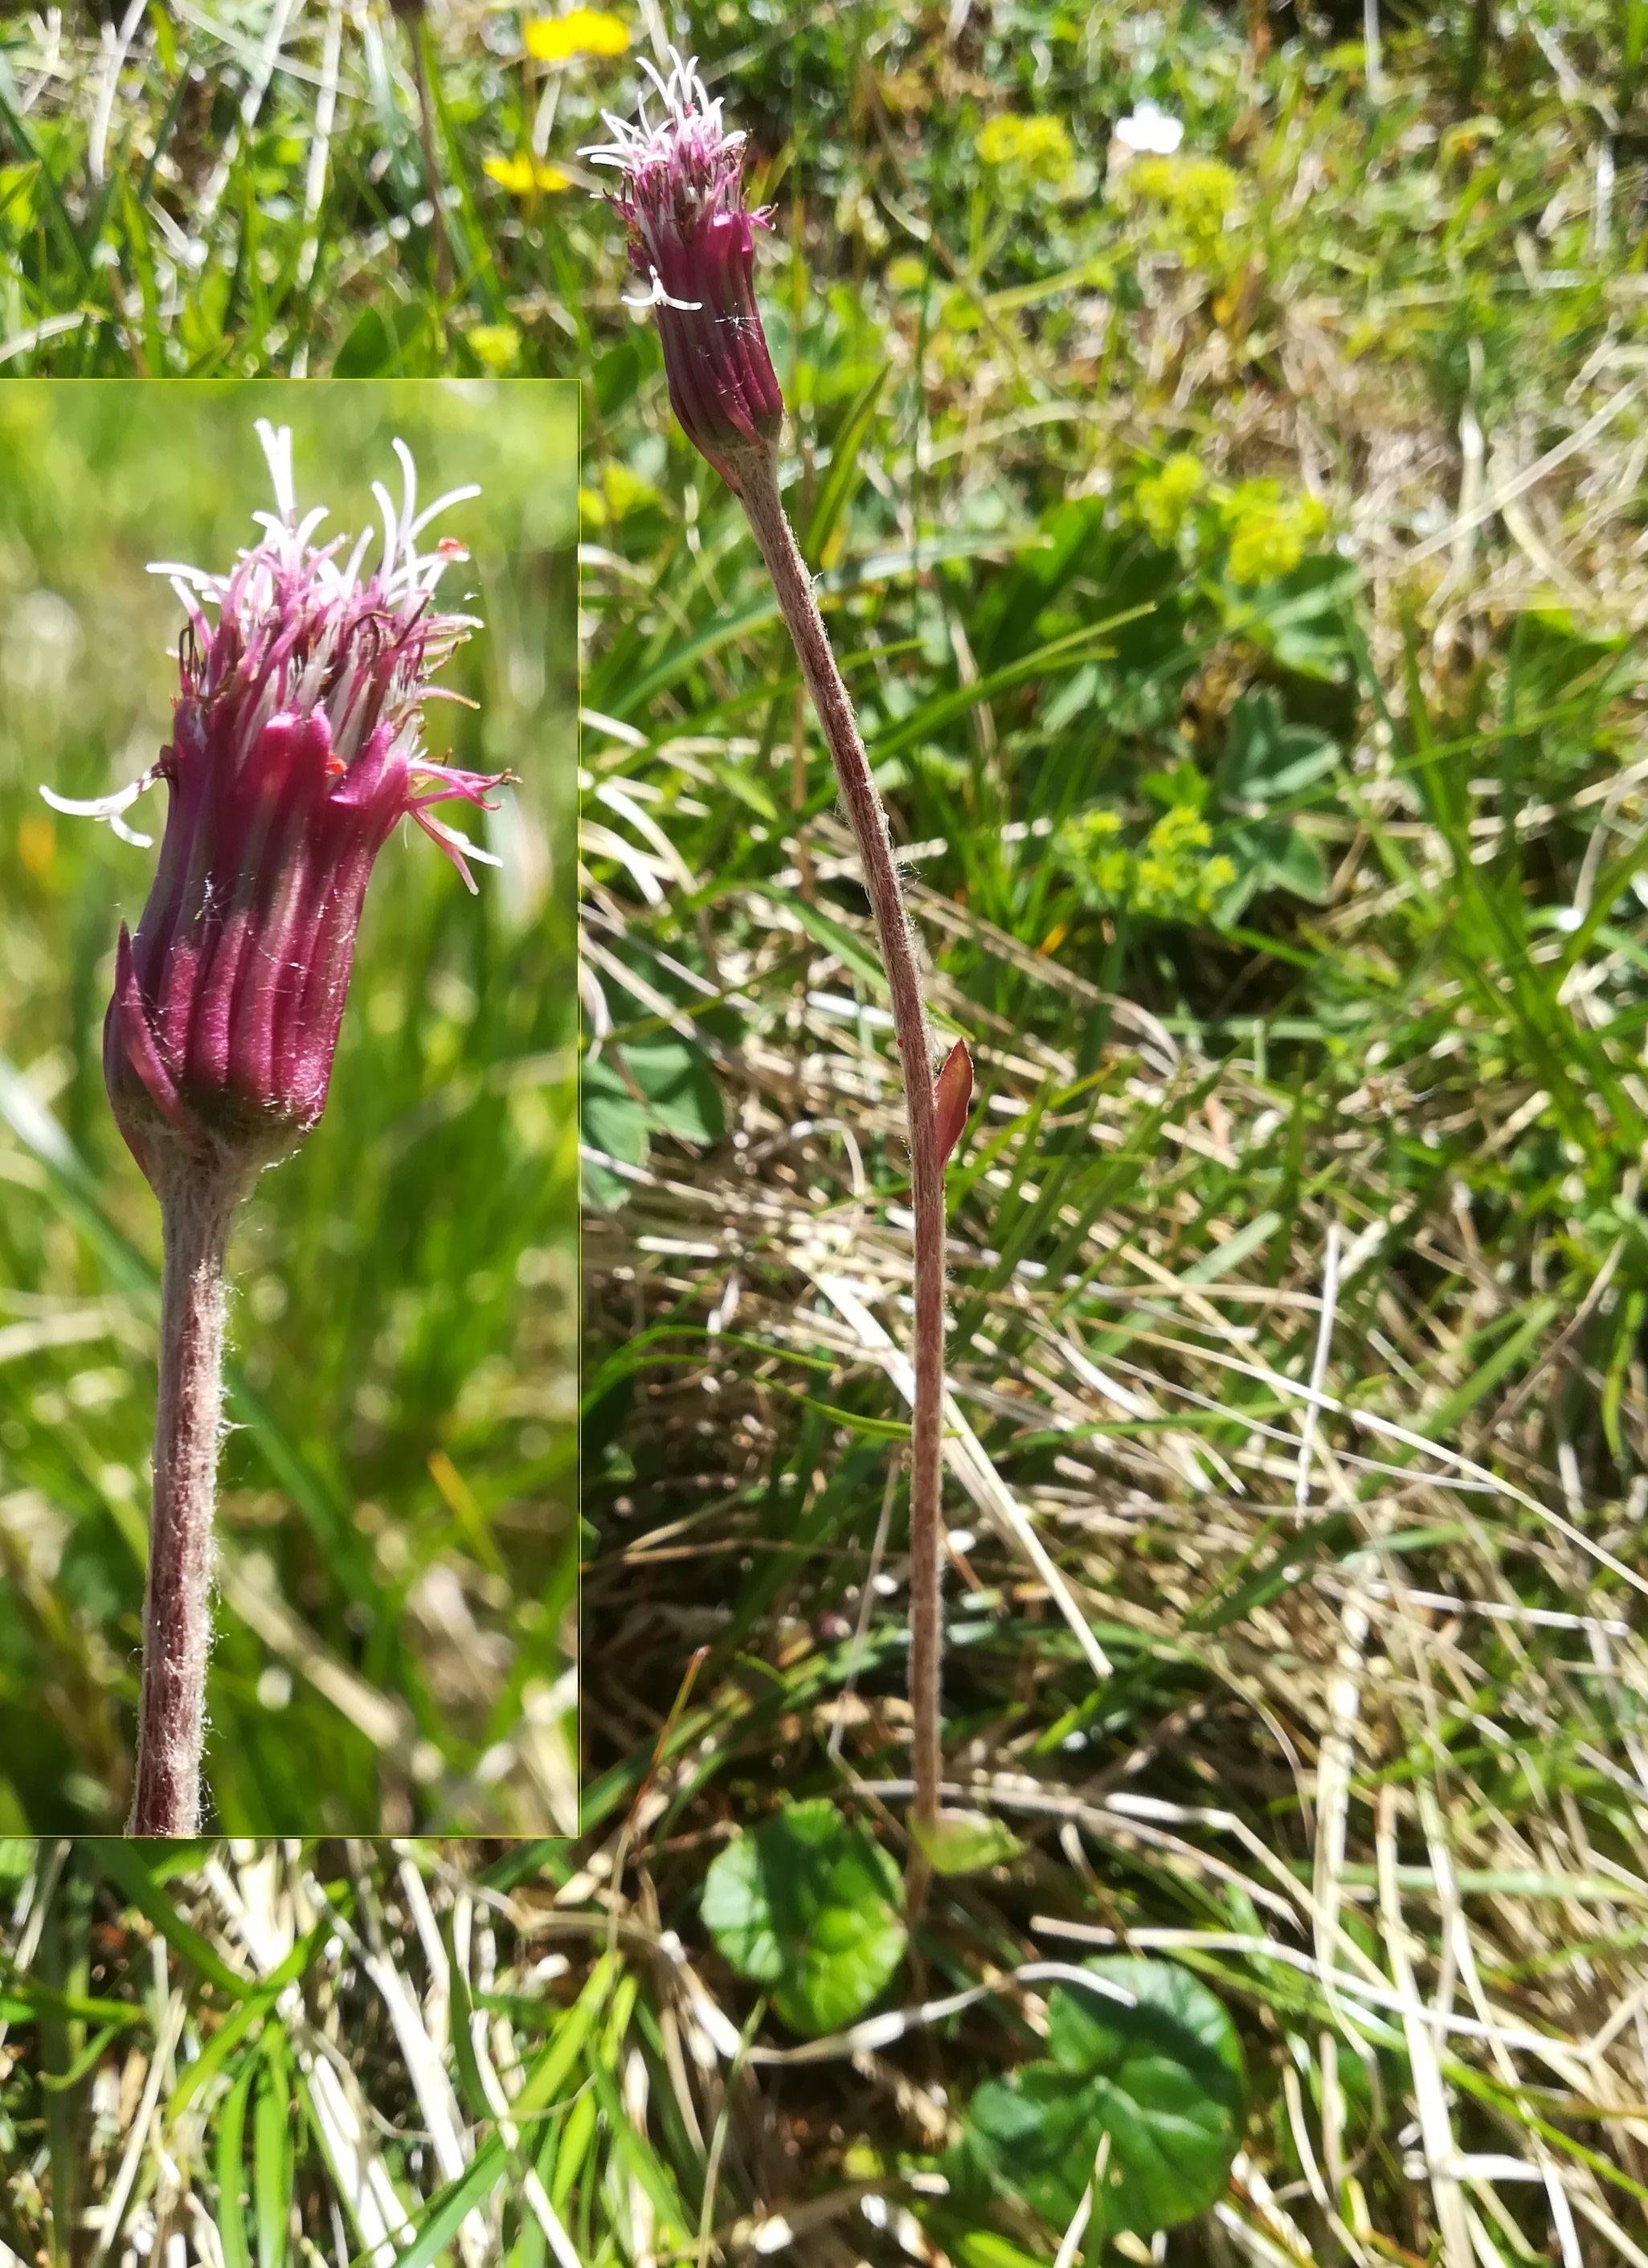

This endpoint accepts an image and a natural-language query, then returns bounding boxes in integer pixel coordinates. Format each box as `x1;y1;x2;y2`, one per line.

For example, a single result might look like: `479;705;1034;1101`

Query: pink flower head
583;51;783;486
44;420;508;1188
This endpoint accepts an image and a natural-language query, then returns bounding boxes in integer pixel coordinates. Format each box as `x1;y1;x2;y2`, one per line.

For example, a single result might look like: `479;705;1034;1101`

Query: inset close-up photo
0;381;579;1834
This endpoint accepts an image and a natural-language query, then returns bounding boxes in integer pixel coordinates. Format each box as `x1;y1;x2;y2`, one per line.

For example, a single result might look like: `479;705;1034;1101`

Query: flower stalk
47;422;505;1833
587;57;971;1847
734;459;951;1839
130;1156;245;1835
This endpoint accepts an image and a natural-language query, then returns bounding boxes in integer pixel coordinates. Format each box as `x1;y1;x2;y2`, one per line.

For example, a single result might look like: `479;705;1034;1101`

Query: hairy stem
734;450;947;1841
129;1161;243;1836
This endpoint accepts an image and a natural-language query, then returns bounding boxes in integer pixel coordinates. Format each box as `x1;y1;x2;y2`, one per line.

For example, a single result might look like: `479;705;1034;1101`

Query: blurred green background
0;380;580;1834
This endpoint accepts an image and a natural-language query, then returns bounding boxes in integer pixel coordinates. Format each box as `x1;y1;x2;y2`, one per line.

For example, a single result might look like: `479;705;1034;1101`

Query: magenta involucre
47;420;507;1189
583;52;783;486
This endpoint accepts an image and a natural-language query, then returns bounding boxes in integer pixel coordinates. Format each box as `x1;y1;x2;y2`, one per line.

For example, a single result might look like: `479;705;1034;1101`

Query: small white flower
1114;100;1184;155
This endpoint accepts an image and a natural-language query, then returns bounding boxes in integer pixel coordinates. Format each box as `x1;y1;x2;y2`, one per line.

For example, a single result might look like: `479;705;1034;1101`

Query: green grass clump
4;3;1648;2265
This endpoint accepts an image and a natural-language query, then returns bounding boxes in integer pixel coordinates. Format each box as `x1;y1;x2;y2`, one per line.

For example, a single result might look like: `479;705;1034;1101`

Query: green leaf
804;360;890;566
580;1052;650;1206
701;1800;907;2037
331;306;395;378
960;1958;1244;2242
170;1930;322;2119
1263;825;1331;900
215;2059;256;2268
911;1808;1023;1877
329;300;430;378
1220;555;1357;681
622;1038;725;1146
1140;759;1208;814
1225;819;1329;903
1221;690;1339;805
580;1037;724;1208
742;886;889;996
391;2139;508;2268
95;1842;252;1999
253;2050;292;2268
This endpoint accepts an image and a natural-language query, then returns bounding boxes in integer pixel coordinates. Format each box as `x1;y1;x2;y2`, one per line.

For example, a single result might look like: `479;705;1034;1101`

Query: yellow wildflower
468;322;521;373
1137;452;1204;544
1134;807;1232;916
1222;478;1328;587
17;813;55;877
524;8;629;62
977;112;1074;190
1127;155;1241;271
483;154;571;194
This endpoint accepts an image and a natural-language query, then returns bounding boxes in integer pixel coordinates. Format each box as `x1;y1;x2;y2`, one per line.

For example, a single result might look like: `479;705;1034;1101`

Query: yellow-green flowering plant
1057;689;1340;930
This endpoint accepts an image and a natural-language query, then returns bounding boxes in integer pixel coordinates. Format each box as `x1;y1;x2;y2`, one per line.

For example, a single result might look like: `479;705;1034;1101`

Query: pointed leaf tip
934;1038;973;1167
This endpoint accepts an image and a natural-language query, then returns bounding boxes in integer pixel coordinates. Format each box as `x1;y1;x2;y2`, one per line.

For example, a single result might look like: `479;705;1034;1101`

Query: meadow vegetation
1;2;1646;2264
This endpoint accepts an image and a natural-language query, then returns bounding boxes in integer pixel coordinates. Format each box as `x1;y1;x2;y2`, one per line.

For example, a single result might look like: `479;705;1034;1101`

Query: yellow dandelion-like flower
524;8;630;62
483;153;572;195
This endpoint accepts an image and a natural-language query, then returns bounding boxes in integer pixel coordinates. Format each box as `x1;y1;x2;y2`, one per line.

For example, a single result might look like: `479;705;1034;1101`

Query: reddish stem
129;1160;243;1836
734;451;947;1841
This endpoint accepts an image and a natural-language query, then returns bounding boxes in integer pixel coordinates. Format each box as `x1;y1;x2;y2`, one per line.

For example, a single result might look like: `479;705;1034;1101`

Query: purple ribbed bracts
584;52;783;488
48;420;506;1188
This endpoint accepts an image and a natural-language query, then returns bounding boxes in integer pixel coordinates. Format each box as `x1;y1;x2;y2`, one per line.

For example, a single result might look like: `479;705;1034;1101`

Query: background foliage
3;2;1648;2265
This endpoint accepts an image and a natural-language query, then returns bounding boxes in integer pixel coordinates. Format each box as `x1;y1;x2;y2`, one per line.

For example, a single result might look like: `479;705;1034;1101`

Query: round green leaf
701;1799;906;2037
963;1957;1245;2241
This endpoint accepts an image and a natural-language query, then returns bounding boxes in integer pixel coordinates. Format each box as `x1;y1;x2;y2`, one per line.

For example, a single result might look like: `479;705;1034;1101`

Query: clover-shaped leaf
1221;689;1338;807
581;1037;724;1208
701;1800;906;2037
960;1958;1244;2243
